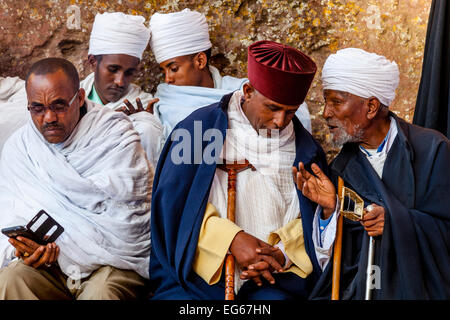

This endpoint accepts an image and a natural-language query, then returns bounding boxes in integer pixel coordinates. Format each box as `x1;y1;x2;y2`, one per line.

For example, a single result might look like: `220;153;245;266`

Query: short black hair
25;57;80;93
189;48;212;65
203;48;212;62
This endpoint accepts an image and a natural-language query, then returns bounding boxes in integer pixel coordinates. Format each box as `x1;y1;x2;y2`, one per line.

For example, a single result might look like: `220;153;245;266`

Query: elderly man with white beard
292;48;450;299
0;58;153;300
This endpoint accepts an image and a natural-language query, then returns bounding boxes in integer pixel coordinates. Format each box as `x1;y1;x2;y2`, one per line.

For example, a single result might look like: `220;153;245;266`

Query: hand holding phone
8;236;59;269
1;210;64;245
1;210;64;269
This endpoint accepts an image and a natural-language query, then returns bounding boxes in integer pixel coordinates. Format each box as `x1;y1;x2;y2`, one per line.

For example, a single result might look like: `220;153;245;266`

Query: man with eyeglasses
0;12;163;169
0;57;153;300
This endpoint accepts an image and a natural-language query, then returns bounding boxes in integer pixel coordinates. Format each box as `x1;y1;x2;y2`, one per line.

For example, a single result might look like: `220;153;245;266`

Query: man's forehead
159;55;192;68
27;72;71;95
257;90;299;110
100;53;140;68
323;89;351;98
323;89;372;104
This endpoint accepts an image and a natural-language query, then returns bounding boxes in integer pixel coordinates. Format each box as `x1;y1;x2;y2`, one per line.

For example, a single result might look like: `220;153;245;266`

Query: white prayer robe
0;101;153;279
0;77;29;156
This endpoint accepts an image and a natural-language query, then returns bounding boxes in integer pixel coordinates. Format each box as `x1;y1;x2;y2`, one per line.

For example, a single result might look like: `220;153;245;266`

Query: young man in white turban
84;12;163;168
293;48;450;299
149;41;327;300
0;58;153;300
144;9;312;145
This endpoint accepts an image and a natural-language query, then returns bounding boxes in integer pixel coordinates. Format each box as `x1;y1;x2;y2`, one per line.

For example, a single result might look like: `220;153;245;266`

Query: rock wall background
0;0;432;159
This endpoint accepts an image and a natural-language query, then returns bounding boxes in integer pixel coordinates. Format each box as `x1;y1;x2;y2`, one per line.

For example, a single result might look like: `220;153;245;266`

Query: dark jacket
310;114;450;299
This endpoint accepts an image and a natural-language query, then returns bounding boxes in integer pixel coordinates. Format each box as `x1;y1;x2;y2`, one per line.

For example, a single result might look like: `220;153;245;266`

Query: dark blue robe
310;114;450;299
149;92;328;300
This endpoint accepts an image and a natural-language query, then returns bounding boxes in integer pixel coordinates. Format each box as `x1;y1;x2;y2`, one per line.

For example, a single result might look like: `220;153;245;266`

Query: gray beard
330;123;365;148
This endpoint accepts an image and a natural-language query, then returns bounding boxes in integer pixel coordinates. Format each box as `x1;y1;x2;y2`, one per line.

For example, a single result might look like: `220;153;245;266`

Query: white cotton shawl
81;73;163;168
321;48;399;106
150;8;212;63
0;77;29;157
208;90;300;290
0;101;152;279
88;12;151;59
0;76;26;103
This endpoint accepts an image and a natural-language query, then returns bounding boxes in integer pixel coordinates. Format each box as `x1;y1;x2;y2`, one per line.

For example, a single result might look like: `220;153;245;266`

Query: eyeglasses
27;90;79;115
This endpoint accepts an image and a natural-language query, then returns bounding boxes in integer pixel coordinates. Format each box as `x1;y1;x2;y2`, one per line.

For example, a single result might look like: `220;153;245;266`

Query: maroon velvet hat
247;40;317;106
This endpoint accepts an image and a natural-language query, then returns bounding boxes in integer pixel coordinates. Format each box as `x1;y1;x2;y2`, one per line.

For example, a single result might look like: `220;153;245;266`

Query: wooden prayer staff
331;176;345;300
217;159;255;300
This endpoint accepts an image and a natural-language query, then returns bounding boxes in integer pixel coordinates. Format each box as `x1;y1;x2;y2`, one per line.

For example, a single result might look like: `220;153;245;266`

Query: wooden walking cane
331;176;345;300
331;177;365;300
217;159;255;300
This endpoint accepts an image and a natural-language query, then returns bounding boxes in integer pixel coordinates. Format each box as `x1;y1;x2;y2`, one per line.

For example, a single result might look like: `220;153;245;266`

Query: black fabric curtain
413;0;450;138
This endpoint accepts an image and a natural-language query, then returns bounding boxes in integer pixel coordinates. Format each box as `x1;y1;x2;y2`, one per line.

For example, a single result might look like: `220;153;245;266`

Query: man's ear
87;55;97;69
78;88;86;107
366;96;382;120
242;82;255;101
193;52;208;70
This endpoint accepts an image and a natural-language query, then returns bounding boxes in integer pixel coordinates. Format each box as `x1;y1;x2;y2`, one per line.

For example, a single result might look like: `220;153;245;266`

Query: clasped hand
230;231;285;286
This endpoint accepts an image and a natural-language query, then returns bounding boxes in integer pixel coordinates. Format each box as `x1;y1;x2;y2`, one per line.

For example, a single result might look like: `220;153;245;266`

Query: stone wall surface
0;0;432;158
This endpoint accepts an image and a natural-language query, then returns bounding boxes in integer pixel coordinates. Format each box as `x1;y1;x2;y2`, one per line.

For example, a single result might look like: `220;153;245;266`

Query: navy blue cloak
310;114;450;299
149;92;328;300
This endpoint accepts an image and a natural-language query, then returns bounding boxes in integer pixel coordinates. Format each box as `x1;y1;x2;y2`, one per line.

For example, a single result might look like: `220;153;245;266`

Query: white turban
150;9;212;63
321;48;400;106
88;12;150;60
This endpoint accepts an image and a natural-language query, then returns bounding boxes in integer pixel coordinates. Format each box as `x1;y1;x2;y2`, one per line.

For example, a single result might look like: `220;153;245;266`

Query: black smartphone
1;210;64;245
1;225;43;244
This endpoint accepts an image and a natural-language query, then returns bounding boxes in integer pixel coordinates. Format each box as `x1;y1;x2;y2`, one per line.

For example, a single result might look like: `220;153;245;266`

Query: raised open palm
293;162;336;217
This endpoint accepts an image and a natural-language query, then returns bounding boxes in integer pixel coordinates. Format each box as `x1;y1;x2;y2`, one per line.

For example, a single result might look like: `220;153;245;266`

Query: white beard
330;121;364;148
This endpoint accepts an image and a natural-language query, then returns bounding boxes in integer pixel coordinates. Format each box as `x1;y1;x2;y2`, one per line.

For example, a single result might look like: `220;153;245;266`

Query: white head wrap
321;48;399;106
88;12;150;60
149;8;212;63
